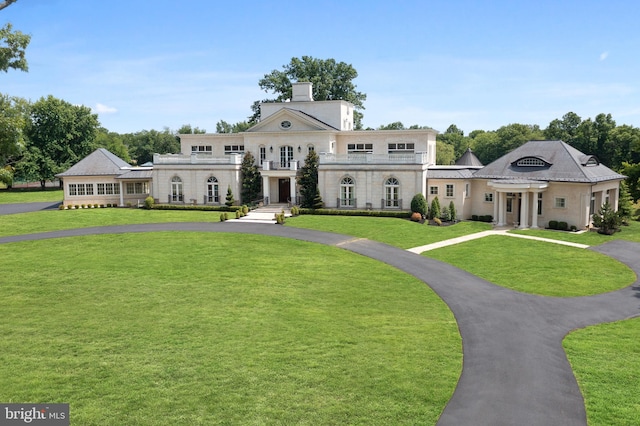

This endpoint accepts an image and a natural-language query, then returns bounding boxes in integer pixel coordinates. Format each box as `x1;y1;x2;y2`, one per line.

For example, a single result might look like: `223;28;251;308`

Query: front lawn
286;215;492;249
0;208;220;237
424;235;636;297
563;318;640;425
0;232;461;425
511;220;640;244
0;188;63;204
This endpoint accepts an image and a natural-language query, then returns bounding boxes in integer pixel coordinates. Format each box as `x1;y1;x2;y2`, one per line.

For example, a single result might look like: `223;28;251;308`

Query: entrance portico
488;180;548;228
261;161;298;205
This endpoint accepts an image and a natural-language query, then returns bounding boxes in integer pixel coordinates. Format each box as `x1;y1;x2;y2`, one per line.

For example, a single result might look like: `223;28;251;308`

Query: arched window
340;176;355;207
384;177;400;208
207;176;219;203
280;146;294;168
171;176;183;202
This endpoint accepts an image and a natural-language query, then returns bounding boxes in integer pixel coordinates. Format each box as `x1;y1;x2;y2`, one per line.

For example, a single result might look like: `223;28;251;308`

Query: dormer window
584;156;599;166
517;157;545;166
513;157;549;167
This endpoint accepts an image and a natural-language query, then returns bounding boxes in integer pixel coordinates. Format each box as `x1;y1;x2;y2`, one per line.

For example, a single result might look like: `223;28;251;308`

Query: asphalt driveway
0;221;638;425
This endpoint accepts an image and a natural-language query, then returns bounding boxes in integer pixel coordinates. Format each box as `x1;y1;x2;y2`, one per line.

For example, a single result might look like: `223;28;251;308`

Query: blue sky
3;0;639;134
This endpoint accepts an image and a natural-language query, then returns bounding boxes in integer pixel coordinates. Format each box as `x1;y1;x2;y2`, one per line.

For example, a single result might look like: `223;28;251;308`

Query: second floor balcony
319;152;429;165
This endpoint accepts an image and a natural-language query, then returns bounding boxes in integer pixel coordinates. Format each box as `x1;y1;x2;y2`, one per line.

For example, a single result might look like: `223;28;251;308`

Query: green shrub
100;204;105;208
433;217;442;226
242;205;249;214
224;212;229;221
471;214;478;221
93;204;99;208
235;210;241;219
275;213;285;224
81;204;86;209
58;204;65;210
410;212;422;222
144;196;155;209
441;207;451;222
410;193;427;216
429;196;441;220
548;220;558;230
113;203;118;207
592;201;621;235
570;225;577;232
558;221;568;231
449;201;457;222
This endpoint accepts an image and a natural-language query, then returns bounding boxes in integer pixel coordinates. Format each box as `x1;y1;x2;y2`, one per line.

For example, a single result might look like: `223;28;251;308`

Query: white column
498;191;506;226
262;176;270;205
493;191;498;224
519;191;529;228
289;177;296;205
531;191;539;229
119;181;124;207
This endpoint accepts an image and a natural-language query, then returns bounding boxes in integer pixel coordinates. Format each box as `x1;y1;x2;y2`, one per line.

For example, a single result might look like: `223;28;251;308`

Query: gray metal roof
56;148;130;177
116;170;153;180
428;168;476;179
472;140;625;183
455;148;483;167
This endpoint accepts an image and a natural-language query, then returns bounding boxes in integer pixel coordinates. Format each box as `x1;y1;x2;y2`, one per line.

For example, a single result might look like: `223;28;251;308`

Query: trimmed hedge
470;214;493;223
151;204;242;212
298;208;411;219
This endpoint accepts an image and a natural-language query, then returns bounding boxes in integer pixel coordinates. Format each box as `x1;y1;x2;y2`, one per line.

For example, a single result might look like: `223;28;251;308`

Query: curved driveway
0;219;638;425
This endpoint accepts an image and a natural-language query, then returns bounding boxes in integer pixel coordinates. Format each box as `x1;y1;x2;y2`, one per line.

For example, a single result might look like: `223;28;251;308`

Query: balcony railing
153;153;242;165
262;160;299;171
319;152;429;165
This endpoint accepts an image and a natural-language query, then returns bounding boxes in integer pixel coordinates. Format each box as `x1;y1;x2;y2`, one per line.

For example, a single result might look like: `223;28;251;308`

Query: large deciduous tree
0;93;29;165
19;95;99;187
123;128;180;165
240;151;261;204
255;56;366;128
0;23;30;73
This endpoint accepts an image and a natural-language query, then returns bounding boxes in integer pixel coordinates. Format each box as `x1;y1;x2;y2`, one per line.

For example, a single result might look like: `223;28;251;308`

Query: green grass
511;220;640;245
424;235;636;296
563;318;640;425
0;208;222;237
286;215;492;249
0;188;63;204
0;232;461;425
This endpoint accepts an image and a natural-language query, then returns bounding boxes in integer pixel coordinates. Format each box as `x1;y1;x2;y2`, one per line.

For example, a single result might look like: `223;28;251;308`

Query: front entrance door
278;178;290;203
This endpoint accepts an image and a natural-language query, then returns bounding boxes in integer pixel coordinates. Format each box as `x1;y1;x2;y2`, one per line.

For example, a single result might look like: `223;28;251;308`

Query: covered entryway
488;180;548;229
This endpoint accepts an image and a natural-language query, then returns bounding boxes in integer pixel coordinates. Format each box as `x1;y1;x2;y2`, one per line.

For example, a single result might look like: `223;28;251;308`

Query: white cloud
94;103;118;114
599;51;609;61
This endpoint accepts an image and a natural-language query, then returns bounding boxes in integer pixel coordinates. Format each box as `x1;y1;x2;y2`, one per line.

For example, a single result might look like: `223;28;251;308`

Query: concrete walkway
0;216;638;425
408;229;590;253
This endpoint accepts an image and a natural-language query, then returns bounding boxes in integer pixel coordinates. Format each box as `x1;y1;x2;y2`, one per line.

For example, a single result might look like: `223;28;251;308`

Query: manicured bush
410;212;422;222
441;207;451;222
449;201;457;222
570;225;577;232
144;196;154;209
112;203;118;207
225;185;235;207
242;205;249;214
100;204;105;208
81;204;86;209
58;204;65;210
429;196;441;220
410;193;427;216
93;204;99;208
275;213;285;224
224;212;229;221
558;221;568;231
219;213;226;222
471;214;478;221
548;220;558;230
433;217;442;226
235;210;241;219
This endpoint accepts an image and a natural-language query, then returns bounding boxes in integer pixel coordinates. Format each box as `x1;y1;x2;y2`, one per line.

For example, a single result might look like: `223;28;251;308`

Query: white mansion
58;82;625;229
